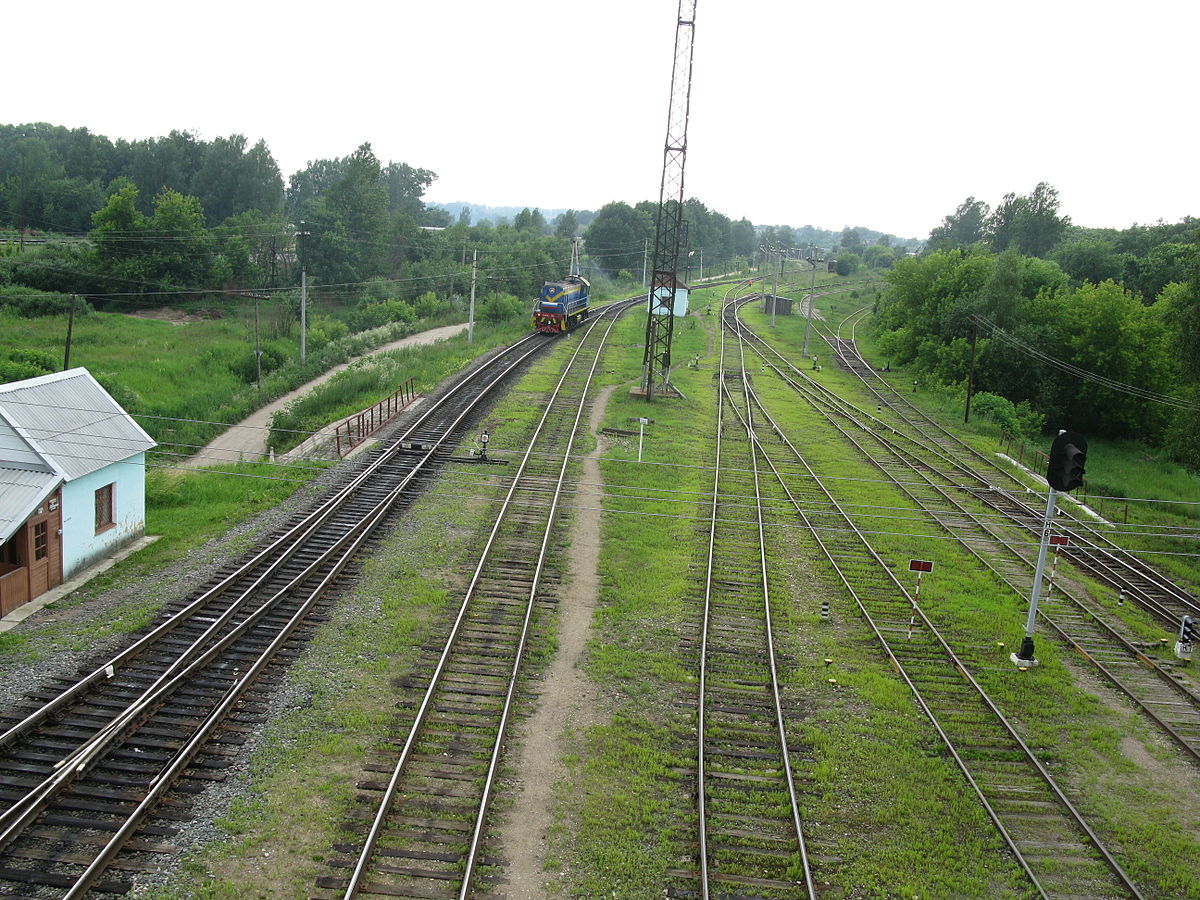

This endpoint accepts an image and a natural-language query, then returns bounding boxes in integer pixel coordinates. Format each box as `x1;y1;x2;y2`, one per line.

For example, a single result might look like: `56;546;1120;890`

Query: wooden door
24;491;62;600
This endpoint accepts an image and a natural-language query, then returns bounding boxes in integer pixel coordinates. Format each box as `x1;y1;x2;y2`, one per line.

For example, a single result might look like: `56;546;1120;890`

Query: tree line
874;182;1200;470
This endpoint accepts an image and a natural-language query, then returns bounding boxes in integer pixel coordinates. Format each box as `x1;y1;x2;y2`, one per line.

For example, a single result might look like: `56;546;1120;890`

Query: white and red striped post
907;560;934;639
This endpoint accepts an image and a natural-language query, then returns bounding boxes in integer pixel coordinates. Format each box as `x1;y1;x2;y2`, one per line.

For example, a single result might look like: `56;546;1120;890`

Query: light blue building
0;369;155;614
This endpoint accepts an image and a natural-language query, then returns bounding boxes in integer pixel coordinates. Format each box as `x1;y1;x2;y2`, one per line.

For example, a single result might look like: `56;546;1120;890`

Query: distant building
0;369;155;615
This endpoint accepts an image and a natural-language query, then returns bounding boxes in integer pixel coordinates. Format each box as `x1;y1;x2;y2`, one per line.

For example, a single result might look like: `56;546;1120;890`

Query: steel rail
740;310;1200;765
718;309;816;897
0;331;549;755
0;330;557;894
831;306;1200;623
725;310;1147;900
342;299;635;898
457;302;630;899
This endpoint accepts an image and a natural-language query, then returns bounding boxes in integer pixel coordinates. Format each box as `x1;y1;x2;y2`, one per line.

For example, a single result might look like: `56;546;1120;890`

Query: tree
1163;233;1200;468
90;182;149;284
144;188;212;287
585;202;651;275
381;161;435;219
863;244;897;270
554;209;579;238
987;182;1070;257
1059;280;1174;437
839;227;864;256
1051;237;1126;285
927;197;990;251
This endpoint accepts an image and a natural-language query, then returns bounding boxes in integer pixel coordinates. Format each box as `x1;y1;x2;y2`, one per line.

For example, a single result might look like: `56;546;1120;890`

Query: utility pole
964;322;978;423
254;295;262;389
468;249;478;344
642;237;648;288
296;221;310;364
300;268;307;363
770;247;779;328
64;296;77;370
802;245;817;357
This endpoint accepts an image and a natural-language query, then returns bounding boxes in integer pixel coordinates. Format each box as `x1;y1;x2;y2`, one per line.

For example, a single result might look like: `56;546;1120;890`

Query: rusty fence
334;377;417;457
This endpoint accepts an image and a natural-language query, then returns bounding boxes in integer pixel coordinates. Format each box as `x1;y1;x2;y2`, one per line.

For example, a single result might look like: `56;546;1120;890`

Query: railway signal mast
641;0;698;400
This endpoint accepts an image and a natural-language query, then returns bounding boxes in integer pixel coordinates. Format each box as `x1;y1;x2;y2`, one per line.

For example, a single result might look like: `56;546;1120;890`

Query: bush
9;348;58;372
305;315;350;352
0;359;48;384
0;285;89;318
352;298;415;331
229;339;291;383
479;293;525;324
971;392;1044;439
413;291;443;319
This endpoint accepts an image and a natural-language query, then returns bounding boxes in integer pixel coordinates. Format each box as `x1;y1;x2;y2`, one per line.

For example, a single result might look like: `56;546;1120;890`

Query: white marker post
907;560;934;640
628;417;654;463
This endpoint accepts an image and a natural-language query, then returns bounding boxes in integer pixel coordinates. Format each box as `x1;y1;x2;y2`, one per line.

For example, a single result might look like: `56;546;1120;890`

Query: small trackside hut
0;369;156;615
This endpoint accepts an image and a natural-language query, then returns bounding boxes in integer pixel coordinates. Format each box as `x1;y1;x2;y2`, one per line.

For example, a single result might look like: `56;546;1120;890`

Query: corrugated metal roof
0;467;63;546
0;415;54;473
0;369;156;481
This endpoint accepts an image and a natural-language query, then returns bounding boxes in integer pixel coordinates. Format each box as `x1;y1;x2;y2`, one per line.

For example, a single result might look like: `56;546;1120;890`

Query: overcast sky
9;0;1196;239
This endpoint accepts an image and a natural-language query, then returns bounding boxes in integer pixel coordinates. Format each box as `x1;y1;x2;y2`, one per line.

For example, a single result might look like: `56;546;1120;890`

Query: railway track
0;324;573;897
671;285;815;899
315;299;632;900
829;304;1200;632
722;299;1148;900
731;300;1200;766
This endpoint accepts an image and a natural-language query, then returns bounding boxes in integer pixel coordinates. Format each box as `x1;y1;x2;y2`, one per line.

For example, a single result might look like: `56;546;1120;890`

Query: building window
95;483;114;533
33;522;48;560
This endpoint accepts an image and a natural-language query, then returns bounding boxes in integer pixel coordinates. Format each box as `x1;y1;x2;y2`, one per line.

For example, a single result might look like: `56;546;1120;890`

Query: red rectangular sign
1049;535;1069;546
909;559;934;573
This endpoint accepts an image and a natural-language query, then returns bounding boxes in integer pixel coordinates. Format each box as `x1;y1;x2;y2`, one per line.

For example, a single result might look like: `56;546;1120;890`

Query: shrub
0;285;88;317
971;391;1044;439
353;298;415;331
479;293;525;324
306;315;350;352
413;291;443;319
229;339;291;383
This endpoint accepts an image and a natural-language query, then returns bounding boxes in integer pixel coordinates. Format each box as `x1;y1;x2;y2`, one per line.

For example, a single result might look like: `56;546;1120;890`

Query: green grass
266;318;529;452
0;460;324;670
47;291;1199;897
742;296;1200;897
0;305;452;453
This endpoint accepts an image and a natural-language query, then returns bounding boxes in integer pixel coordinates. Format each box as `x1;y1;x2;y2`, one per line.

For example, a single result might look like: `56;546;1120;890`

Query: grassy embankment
741;290;1200;898
262;285;648;453
551;286;1030;899
133;326;591;898
0;304;456;453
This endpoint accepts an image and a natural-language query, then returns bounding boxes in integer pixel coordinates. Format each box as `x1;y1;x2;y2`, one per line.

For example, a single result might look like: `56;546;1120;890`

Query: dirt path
499;384;617;898
180;323;467;468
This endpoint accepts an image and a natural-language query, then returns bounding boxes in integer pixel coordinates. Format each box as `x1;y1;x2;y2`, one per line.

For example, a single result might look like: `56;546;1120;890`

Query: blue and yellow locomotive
532;275;591;334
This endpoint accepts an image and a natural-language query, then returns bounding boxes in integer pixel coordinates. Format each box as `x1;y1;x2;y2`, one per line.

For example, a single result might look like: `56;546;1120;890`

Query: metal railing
334;378;417;457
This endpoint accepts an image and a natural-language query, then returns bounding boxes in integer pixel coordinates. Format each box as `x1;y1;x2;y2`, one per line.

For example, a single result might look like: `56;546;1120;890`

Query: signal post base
1010;652;1040;669
1175;642;1193;662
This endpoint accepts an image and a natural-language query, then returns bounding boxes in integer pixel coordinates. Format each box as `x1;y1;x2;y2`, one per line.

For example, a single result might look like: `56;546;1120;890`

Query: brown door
24;491;62;600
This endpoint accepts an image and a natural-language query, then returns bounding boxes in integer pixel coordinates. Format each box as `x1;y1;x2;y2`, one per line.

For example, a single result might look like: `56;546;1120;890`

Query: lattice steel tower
641;0;698;400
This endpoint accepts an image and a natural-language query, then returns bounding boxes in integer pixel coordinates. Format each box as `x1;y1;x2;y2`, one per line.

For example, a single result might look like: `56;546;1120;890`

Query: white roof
0;368;156;481
0;467;64;546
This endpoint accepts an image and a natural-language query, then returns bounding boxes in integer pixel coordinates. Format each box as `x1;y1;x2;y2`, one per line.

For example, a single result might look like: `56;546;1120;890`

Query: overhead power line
974;314;1200;411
